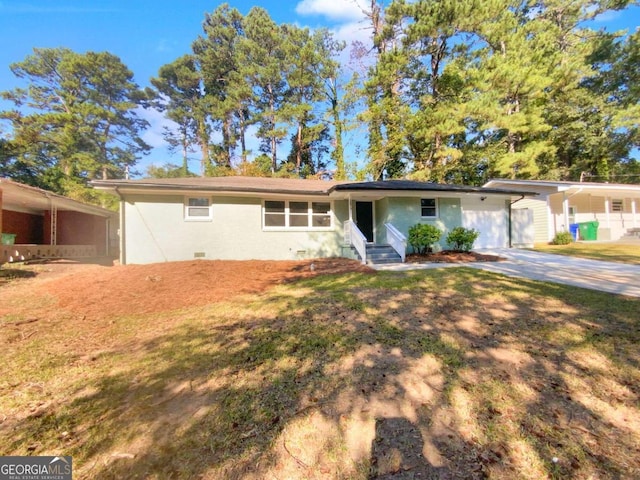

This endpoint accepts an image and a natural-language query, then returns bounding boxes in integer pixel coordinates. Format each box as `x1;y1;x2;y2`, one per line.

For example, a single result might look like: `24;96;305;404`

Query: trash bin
578;221;599;241
569;223;580;241
1;233;17;245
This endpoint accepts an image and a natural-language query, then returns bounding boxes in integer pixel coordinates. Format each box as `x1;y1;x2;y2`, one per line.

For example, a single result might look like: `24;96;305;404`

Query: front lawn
1;261;639;479
533;241;640;264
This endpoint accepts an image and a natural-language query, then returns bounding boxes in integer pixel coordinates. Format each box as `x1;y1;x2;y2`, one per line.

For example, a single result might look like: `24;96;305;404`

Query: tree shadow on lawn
7;268;640;479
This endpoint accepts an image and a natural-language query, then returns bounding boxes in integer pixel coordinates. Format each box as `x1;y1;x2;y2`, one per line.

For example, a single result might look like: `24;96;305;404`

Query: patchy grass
1;264;639;479
533;241;640;264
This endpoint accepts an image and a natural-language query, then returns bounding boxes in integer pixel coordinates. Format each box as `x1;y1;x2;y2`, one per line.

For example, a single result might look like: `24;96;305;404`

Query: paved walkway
374;248;640;298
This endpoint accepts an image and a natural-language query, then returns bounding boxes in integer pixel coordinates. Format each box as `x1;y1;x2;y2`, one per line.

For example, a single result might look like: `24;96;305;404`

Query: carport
1;178;117;263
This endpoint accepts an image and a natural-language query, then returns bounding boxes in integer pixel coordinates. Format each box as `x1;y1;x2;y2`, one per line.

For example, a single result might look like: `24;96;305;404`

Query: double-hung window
185;196;212;221
421;198;438;218
263;200;332;229
612;199;624;212
264;201;286;227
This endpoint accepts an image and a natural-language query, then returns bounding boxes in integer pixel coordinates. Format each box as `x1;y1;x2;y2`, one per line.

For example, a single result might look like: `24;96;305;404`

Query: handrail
345;220;367;264
385;223;407;262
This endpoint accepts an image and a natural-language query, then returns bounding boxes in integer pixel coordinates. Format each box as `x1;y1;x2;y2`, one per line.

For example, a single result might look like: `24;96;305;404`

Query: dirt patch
0;257;373;320
2;256;639;480
406;250;504;263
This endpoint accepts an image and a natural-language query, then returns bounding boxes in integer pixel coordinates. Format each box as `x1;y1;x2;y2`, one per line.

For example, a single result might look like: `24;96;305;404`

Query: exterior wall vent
194;252;206;258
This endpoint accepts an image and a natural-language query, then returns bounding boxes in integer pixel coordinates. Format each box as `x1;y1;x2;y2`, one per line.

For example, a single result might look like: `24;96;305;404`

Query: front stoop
624;228;640;239
363;244;403;265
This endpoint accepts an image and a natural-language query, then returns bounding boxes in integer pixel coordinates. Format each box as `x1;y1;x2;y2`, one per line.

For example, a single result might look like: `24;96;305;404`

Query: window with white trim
421;198;438;218
185;196;212;221
263;200;332;229
612;199;624;212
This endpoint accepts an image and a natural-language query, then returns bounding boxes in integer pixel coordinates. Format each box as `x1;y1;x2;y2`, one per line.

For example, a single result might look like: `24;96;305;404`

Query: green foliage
148;55;207;175
357;0;639;184
551;231;575;245
0;47;150;202
446;227;480;252
6;1;638;189
146;163;196;179
408;223;442;254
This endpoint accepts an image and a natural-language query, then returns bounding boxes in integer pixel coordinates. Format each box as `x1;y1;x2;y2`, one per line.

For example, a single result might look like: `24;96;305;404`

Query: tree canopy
1;47;150;203
1;0;639;200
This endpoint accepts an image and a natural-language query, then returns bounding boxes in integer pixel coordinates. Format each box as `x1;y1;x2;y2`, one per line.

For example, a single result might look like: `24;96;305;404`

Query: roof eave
91;180;333;197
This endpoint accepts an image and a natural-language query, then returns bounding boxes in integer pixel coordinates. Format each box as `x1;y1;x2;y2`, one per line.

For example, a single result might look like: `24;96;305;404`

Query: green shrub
408;224;443;254
446;227;480;252
551;231;574;245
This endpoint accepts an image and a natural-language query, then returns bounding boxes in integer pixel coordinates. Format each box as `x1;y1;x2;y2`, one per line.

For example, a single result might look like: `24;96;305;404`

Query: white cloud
137;107;173;149
333;19;371;47
295;0;374;67
295;0;368;22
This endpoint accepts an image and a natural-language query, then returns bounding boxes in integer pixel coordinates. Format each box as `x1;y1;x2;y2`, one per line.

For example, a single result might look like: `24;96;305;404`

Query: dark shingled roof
333;179;534;196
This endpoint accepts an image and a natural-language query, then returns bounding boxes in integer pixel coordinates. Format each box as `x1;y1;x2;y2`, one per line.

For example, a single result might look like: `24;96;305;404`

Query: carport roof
485;179;640;198
1;178;116;217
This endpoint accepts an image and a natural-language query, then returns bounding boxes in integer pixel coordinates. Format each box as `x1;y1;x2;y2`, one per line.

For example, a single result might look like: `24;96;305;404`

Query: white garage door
461;196;508;249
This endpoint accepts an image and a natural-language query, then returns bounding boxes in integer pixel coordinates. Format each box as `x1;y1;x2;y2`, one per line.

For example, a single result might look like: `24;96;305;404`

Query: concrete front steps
624;228;640;239
355;244;403;265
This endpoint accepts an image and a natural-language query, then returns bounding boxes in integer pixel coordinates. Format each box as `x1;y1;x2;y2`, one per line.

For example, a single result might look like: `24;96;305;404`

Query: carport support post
562;192;570;232
0;188;3;234
633;199;637;228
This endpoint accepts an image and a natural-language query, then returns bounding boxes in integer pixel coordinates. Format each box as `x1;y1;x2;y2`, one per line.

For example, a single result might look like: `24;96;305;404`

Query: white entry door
461;196;508;248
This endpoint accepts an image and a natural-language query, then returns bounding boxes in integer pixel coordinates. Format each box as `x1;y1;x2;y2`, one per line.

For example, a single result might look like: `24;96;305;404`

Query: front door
355;201;374;243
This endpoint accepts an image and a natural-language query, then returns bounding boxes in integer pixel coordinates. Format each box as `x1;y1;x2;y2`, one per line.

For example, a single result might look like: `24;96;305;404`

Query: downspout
509;195;525;248
114;187;126;265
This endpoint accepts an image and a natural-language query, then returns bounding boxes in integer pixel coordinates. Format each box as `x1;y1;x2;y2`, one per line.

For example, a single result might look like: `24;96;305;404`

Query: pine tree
193;4;246;169
0;47;150;200
149;55;205;176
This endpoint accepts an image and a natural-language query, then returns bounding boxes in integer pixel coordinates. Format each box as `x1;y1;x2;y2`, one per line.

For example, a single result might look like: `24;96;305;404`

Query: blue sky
0;1;638;174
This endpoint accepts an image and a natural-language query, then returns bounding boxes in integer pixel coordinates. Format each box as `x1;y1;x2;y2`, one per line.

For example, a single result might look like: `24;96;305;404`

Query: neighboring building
1;178;117;263
91;176;535;265
484;179;640;243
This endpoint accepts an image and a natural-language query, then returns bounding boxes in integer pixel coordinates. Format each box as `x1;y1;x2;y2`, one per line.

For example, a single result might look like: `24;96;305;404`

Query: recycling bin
578;221;599;241
1;233;17;245
569;223;579;241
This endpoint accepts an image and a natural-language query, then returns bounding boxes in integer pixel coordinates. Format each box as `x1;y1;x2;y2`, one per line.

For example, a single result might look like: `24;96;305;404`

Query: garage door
461;197;508;248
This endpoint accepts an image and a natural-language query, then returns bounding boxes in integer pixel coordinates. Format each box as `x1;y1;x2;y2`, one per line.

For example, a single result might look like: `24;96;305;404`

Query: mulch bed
406;250;504;263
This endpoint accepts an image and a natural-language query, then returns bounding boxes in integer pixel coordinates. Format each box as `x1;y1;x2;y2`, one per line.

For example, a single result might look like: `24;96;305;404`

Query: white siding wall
514;197;549;244
123;194;347;264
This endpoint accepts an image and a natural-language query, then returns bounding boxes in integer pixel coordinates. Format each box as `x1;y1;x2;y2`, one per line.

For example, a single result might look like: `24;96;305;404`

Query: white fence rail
385;223;407;262
344;220;368;265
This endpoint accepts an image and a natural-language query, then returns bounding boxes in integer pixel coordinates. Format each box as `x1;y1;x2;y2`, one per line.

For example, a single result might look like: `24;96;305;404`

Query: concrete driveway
374;248;640;298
